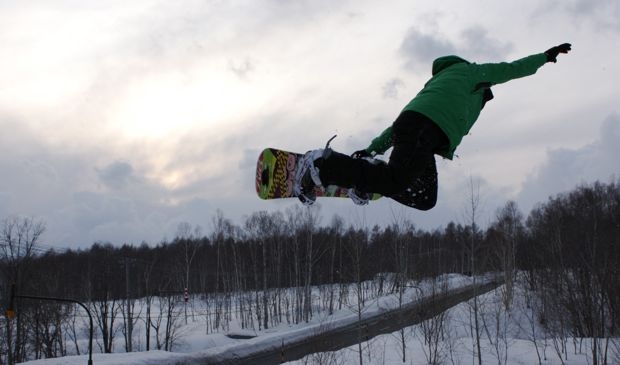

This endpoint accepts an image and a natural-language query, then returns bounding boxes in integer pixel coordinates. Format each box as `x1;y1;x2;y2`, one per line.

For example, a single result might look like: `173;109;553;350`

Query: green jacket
366;53;548;159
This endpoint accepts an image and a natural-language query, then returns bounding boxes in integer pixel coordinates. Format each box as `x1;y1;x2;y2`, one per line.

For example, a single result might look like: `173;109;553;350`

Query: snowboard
256;148;381;201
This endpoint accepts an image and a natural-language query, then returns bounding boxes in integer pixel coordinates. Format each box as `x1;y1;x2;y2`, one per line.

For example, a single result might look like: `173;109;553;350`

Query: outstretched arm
477;43;571;85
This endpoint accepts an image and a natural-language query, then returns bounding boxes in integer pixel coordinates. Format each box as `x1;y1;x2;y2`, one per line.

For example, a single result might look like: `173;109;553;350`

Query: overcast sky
1;0;618;248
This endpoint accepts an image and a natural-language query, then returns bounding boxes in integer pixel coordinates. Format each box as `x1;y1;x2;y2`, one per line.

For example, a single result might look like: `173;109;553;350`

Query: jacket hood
432;55;470;75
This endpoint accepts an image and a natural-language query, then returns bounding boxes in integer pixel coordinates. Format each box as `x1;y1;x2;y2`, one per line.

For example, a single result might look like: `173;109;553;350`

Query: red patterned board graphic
256;148;355;200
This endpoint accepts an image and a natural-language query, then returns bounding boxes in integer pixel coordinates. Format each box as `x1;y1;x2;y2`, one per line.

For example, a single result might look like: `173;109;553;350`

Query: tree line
0;180;618;364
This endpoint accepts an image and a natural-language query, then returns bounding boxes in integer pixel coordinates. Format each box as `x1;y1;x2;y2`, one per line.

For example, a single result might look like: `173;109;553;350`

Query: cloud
228;57;256;79
0;115;216;246
562;0;620;31
382;78;405;99
97;161;134;190
459;26;513;60
0;192;10;219
518;113;620;210
1;0;618;248
400;28;456;69
399;25;513;71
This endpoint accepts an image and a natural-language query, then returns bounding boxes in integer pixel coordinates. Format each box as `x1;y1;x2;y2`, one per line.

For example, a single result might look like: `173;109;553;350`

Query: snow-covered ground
19;274;608;365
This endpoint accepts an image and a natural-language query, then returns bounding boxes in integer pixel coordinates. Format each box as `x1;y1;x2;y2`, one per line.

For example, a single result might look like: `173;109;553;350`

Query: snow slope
18;274;598;365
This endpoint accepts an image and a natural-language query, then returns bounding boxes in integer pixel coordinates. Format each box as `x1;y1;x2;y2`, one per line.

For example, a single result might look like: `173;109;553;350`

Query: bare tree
327;215;344;316
149;292;184;351
0;216;46;296
481;201;525;365
120;257;140;352
175;222;201;324
417;277;450;365
1;216;46;365
516;272;547;365
344;223;370;365
489;201;524;306
524;182;620;365
245;211;283;330
481;287;514;365
140;248;159;351
285;205;322;324
302;207;321;324
91;294;121;354
463;177;483;365
387;213;414;363
210;211;240;332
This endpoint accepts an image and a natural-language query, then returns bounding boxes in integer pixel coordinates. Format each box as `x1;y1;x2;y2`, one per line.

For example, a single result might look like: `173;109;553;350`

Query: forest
0;180;619;364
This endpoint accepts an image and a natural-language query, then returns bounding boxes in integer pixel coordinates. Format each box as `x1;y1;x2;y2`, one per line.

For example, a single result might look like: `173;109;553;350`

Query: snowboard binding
294;135;338;206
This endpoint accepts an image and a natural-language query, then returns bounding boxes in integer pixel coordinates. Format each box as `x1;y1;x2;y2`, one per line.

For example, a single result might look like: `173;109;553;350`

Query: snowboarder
294;43;572;209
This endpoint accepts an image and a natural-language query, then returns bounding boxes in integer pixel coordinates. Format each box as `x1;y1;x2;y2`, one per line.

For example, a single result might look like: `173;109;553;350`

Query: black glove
351;149;371;159
545;43;571;63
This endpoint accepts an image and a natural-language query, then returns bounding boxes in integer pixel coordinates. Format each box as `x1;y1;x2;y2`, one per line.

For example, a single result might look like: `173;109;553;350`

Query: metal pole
15;292;94;365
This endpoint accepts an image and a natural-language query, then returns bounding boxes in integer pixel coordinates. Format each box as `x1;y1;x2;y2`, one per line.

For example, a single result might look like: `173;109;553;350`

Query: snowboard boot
347;188;371;206
294;148;326;206
294;135;338;206
345;154;381;206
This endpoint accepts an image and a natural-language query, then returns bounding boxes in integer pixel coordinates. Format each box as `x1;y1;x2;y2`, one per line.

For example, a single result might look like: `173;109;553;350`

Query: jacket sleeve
366;126;393;155
476;53;547;85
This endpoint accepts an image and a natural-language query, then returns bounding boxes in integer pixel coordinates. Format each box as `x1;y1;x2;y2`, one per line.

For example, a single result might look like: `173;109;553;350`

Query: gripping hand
545;43;571;63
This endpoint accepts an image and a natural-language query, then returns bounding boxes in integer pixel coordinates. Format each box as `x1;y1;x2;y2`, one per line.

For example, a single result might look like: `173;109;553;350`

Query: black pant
319;111;448;210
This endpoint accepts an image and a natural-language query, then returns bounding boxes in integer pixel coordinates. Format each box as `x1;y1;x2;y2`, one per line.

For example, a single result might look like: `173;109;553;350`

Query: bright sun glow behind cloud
112;69;256;140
